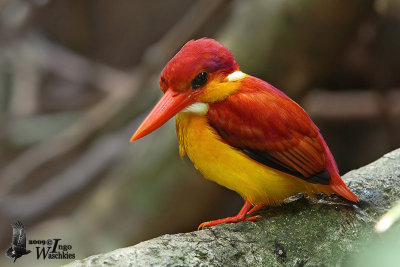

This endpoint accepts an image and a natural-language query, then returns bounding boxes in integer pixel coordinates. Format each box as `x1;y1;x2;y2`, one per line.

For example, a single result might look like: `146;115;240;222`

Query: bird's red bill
130;89;195;142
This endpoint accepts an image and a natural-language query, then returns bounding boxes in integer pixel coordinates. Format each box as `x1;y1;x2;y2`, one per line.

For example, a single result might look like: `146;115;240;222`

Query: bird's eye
191;71;208;89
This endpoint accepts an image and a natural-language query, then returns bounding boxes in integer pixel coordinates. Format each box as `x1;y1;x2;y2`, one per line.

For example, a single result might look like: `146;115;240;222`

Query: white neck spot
180;102;209;115
227;71;246;82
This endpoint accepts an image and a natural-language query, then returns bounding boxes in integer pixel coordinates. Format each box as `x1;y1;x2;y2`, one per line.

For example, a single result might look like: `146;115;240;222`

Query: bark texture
65;148;400;266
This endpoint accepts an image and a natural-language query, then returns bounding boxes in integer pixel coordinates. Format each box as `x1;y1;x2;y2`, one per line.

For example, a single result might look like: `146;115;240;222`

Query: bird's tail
317;132;359;202
329;172;359;202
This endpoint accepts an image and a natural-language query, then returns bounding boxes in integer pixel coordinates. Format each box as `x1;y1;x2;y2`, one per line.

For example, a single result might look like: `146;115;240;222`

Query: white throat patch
180;102;209;115
227;71;246;82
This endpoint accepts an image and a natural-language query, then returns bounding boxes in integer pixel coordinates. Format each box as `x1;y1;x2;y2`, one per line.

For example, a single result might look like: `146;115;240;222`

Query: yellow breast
176;113;332;205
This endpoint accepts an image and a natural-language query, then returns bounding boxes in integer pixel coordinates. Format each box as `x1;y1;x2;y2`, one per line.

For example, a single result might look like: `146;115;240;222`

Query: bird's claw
245;215;261;222
198;222;209;230
197;215;262;230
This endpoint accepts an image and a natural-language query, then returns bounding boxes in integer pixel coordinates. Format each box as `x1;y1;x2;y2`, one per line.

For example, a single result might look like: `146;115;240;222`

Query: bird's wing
11;221;27;248
6;247;13;257
207;77;329;184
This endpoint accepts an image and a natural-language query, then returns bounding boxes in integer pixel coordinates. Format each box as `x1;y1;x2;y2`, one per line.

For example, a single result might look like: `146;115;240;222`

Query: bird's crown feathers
160;38;239;92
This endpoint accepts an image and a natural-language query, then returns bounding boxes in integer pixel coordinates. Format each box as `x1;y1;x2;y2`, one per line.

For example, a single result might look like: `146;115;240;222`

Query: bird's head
131;38;245;141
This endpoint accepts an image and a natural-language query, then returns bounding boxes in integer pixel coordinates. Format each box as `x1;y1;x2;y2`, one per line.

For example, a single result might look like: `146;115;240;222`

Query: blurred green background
0;0;399;266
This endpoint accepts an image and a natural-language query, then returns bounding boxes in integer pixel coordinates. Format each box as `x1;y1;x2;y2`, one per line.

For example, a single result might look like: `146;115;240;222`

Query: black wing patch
238;148;331;185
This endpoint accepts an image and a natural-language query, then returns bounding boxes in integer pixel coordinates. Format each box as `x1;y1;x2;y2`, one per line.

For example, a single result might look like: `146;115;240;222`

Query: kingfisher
131;38;359;229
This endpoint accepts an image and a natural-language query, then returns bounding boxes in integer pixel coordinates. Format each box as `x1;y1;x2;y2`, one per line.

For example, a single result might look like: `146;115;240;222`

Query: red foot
246;203;266;215
198;200;262;230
